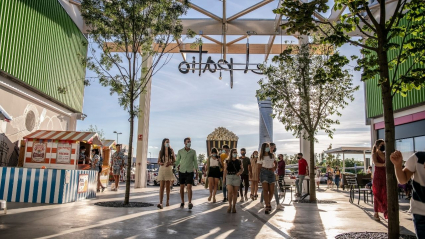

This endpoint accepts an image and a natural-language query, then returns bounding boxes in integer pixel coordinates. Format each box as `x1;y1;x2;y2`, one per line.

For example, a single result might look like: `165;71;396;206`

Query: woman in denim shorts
258;143;276;214
223;148;243;213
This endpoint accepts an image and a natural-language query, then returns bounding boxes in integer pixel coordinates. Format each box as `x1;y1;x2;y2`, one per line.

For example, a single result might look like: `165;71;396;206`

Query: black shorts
179;172;194;185
208;167;221;179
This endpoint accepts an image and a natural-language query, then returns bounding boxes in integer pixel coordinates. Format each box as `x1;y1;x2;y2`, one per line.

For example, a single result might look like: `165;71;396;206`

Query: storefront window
396;138;415;160
415;136;425;152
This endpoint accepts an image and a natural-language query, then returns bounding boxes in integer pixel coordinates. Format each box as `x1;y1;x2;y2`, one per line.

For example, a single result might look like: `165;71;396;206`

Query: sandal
227;206;232;213
213;197;216;203
101;186;106;192
166;201;170;207
157;204;163;209
232;207;236;213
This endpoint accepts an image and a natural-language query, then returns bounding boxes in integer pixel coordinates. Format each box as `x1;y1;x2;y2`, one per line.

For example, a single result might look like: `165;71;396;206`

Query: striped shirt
404;152;425;216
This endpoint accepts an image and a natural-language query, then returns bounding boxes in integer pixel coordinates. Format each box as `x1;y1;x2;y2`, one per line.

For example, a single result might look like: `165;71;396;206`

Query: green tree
85;124;105;141
275;0;424;236
197;154;206;165
257;43;358;201
81;0;193;205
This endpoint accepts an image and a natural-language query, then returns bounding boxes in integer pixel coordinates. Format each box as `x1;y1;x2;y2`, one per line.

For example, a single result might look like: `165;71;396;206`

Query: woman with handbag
205;148;222;203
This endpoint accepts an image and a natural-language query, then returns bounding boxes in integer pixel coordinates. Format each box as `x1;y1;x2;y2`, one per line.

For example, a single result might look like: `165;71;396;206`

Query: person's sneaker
245;195;248;201
276;204;284;210
240;197;244;203
180;203;184;208
188;203;193;209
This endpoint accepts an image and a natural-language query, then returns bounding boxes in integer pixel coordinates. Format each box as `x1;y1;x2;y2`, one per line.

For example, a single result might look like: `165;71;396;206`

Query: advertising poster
32;143;46;163
78;174;89;193
56;143;71;164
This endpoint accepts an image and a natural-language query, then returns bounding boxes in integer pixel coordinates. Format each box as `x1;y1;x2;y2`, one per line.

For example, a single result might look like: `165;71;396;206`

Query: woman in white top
257;142;276;214
205;148;222;203
157;138;175;209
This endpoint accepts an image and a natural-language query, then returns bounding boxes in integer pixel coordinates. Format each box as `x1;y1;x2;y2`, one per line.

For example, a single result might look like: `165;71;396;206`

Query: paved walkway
0;184;416;239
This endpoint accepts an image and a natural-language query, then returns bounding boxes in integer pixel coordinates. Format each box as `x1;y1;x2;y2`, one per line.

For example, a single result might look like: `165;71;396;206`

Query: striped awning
102;140;116;149
23;130;103;145
0;105;12;122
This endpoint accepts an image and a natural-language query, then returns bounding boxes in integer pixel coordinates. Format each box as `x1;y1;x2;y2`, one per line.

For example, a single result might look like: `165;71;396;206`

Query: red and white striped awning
23;130;103;145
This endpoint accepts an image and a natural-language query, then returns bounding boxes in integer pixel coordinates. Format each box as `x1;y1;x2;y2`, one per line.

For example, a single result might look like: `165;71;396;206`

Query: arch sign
177;44;264;89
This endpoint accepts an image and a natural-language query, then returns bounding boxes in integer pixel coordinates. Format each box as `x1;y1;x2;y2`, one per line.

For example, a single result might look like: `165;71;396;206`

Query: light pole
113;131;122;144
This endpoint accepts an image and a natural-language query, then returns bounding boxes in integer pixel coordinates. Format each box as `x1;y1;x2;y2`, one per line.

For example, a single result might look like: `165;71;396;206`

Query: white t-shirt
258;155;275;169
209;157;220;167
404;152;425;216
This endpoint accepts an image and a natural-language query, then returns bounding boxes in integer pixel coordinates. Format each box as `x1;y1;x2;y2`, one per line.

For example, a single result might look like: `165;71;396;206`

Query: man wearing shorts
111;144;125;191
175;137;198;209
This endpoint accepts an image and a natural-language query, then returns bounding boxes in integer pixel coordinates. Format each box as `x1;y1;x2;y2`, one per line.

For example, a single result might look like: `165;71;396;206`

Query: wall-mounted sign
138;134;143;141
177;44;264;89
56;143;71;164
78;174;89;193
32;142;46;163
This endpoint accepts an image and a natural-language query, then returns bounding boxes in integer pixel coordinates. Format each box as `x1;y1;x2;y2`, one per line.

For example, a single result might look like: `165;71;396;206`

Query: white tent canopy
323;147;371;173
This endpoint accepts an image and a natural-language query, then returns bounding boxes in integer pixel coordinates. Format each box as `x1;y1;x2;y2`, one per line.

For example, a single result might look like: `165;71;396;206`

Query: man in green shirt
175;137;198;209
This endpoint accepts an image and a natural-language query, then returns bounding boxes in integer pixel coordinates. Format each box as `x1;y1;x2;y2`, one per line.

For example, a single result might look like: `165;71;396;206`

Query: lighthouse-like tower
257;98;273;149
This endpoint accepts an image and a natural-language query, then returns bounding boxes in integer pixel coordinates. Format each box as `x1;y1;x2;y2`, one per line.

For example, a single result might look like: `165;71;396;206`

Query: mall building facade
0;0;88;166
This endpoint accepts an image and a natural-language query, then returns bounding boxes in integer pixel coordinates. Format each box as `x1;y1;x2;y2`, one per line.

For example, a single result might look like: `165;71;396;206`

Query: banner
32;142;46;163
78;174;89;193
57;143;71;164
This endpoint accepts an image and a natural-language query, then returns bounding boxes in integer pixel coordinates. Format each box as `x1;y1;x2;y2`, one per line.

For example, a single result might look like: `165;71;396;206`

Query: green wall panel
365;17;425;118
0;0;87;112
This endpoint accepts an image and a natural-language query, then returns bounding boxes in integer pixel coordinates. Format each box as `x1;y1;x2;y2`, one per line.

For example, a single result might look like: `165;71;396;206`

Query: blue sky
77;0;371;160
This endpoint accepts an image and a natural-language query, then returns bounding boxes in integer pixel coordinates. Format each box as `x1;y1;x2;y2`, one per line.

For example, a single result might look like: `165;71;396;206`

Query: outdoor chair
346;174;373;205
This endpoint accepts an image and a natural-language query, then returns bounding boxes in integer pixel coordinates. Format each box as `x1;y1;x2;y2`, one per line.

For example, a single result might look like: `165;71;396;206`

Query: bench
346;175;373;205
0;200;6;214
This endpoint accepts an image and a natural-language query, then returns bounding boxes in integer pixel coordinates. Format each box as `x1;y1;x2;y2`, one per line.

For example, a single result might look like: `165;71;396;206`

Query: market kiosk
0;130;102;204
98;140;116;187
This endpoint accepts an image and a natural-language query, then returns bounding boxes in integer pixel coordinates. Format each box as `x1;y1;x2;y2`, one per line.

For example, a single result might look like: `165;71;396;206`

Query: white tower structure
257;98;273;149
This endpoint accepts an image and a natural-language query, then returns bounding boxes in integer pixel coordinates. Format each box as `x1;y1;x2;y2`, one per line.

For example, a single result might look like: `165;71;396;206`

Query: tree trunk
309;136;316;201
379;51;399;238
124;101;134;205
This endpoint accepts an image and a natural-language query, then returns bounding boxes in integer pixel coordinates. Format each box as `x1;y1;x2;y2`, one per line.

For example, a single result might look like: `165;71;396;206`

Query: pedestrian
223;148;243;213
277;154;286;193
258;143;277;214
78;146;88;164
260;143;283;210
220;145;230;202
249;151;259;200
326;165;334;189
372;139;387;220
315;166;321;189
157;138;175;209
175;137;198;209
239;148;251;202
334;166;341;190
206;147;222;203
295;153;308;197
367;166;372;174
92;148;105;192
390;151;425;238
111;144;125;191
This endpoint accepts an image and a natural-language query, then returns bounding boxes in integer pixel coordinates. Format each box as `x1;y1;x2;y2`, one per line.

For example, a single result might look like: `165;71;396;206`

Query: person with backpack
92;148;106;192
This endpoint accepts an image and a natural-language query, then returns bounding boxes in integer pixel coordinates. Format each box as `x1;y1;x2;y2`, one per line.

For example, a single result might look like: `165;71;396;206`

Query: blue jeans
295;175;306;195
221;177;227;198
413;214;425;239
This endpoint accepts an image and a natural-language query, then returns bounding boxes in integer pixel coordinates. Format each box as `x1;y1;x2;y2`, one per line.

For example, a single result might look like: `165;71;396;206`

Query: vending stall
99;139;116;187
0;130;102;204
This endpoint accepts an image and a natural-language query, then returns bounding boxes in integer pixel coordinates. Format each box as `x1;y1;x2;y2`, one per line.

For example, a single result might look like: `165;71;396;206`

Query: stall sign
57;143;71;164
32;143;46;163
78;174;89;193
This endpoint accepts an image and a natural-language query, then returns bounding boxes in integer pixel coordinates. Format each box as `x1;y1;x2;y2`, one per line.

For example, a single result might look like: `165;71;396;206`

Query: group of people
313;165;342;190
155;138;291;214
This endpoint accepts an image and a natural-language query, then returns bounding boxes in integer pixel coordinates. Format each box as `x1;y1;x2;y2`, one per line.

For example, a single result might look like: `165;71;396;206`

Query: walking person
92;148;106;192
295;153;308;197
249;151;259;200
205;148;222;203
157;138;175;209
372;139;387;220
223;148;243;213
390;150;425;238
260;144;283;209
175;137;198;210
239;148;251;202
315;166;321;189
111;144;125;191
258;143;277;214
220;145;230;202
277;154;286;193
334;166;341;190
326;165;334;189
